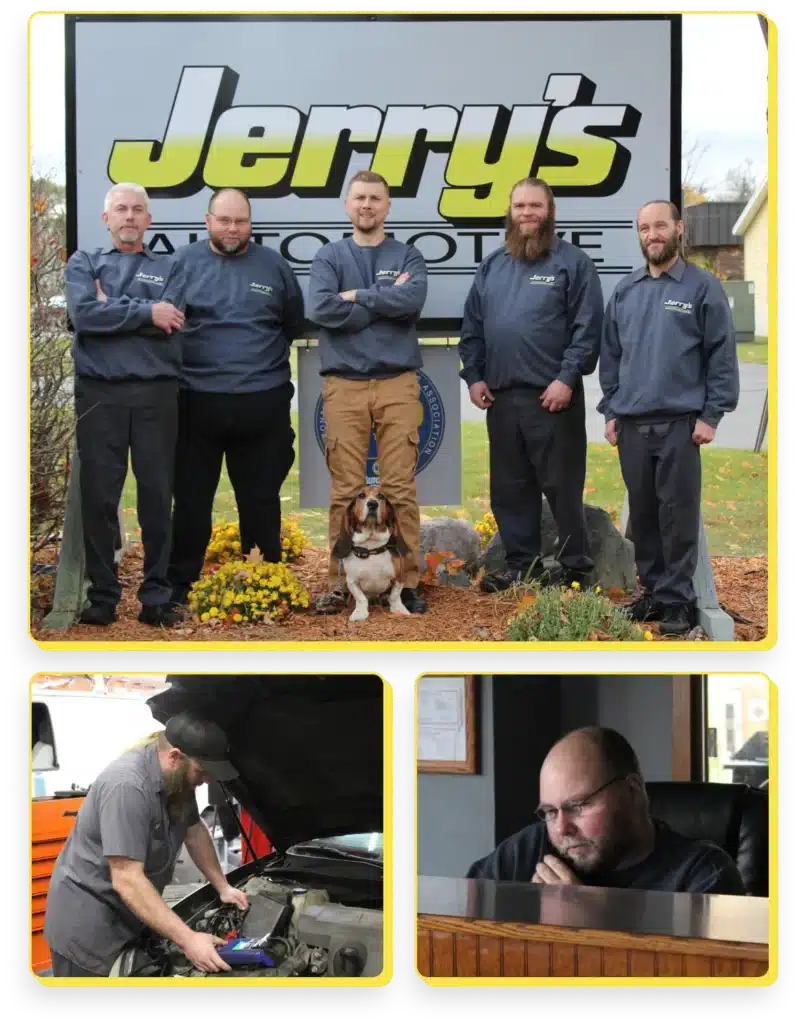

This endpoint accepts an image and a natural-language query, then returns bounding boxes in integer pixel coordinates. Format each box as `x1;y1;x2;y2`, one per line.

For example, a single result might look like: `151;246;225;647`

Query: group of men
65;171;739;636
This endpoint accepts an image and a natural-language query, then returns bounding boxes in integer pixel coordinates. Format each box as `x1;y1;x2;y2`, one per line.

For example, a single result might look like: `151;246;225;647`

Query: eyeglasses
535;776;627;823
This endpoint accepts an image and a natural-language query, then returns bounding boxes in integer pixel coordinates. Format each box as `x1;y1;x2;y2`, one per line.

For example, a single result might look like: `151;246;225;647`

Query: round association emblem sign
314;369;445;486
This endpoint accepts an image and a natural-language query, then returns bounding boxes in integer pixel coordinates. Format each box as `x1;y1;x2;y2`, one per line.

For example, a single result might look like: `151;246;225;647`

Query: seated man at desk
468;727;745;895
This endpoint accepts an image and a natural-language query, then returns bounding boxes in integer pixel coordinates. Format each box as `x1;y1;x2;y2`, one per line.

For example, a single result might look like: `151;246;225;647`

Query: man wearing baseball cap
44;713;248;976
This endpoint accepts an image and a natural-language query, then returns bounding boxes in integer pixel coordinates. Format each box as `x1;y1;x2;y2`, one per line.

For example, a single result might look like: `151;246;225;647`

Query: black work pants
169;383;295;588
617;415;701;606
75;377;177;608
486;383;593;575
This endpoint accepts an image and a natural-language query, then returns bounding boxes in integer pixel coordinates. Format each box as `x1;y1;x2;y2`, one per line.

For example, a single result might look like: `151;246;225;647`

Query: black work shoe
659;603;696;636
622;594;663;622
480;567;523;593
138;604;182;627
481;562;556;594
401;587;428;614
79;603;117;626
169;584;191;607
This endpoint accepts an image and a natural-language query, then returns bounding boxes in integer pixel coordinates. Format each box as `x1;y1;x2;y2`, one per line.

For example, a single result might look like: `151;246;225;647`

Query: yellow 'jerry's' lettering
290;107;383;191
370;106;459;192
108;67;237;192
439;74;641;219
106;68;641;205
538;74;641;191
204;105;302;188
439;105;550;220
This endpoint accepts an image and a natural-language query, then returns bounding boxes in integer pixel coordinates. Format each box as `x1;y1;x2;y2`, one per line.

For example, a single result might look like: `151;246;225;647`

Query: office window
705;674;769;788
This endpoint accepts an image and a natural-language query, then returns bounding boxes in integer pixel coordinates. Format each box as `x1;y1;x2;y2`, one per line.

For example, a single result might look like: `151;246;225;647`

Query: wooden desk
417;877;769;978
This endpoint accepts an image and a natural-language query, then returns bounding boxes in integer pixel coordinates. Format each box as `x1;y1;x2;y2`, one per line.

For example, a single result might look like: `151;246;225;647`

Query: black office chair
646;782;768;897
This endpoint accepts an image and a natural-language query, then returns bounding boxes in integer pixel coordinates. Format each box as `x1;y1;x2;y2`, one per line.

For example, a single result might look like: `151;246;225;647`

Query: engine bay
120;874;383;978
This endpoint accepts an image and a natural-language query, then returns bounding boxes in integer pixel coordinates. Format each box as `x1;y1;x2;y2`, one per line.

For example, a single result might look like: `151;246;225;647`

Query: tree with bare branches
30;174;73;552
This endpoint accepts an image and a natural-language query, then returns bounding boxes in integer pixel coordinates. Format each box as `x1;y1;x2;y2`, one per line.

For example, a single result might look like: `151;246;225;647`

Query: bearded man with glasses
468;727;745;894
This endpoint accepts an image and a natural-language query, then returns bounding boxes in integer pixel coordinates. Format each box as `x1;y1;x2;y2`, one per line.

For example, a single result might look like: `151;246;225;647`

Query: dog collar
351;539;398;559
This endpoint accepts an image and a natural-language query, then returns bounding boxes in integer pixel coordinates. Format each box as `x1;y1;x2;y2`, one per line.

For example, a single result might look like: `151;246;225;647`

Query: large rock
419;517;482;574
477;503;637;590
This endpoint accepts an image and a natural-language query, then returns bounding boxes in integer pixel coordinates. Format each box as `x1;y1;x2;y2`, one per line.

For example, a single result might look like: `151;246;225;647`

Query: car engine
118;875;382;978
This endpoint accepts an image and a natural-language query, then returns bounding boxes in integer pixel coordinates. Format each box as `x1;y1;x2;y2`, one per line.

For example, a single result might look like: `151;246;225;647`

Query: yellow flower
209;607;218;617
594;585;602;594
644;630;654;641
571;580;581;590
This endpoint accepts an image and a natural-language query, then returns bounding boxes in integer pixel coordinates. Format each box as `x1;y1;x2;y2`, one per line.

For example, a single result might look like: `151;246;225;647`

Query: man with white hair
65;183;185;627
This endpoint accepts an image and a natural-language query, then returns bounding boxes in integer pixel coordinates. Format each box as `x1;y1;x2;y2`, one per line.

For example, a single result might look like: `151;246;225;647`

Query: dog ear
386;499;411;556
332;501;355;559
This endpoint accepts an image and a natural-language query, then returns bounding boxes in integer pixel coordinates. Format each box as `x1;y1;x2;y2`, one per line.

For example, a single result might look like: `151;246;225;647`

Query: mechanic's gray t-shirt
44;741;200;974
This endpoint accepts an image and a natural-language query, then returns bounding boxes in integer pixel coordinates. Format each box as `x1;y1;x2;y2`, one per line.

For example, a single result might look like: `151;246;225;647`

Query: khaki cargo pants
323;371;421;589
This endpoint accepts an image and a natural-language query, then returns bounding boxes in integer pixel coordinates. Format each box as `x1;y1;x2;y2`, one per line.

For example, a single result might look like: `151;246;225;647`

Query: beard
640;229;681;266
552;810;635;877
504;212;556;262
350;212;382;235
162;758;198;823
208;231;250;255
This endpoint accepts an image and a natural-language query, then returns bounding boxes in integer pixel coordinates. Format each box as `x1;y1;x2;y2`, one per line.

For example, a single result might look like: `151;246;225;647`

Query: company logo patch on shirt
134;272;164;285
249;281;273;295
376;269;400;279
664;299;693;313
529;274;556;286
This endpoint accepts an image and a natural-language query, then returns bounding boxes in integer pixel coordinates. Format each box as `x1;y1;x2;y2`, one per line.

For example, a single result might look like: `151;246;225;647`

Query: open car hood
148;676;383;852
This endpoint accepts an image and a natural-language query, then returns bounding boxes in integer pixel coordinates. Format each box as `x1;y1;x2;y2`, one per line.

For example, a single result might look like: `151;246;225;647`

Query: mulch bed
30;544;768;644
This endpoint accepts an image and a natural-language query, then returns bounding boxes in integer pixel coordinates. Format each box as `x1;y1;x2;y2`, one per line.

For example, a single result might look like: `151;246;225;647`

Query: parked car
111;674;384;979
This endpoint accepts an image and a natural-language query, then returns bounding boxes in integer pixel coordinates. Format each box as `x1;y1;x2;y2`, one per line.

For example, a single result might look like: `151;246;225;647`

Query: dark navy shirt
65;246;184;381
467;819;746;896
308;237;426;379
458;236;605;390
598;258;740;427
175;240;305;394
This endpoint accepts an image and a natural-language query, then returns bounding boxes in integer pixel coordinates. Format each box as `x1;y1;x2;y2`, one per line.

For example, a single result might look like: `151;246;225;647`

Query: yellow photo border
413;670;777;987
28;11;777;651
29;671;393;987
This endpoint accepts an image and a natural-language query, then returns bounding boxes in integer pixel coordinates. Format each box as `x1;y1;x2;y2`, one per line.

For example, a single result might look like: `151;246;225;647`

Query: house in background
683;199;746;279
733;181;769;338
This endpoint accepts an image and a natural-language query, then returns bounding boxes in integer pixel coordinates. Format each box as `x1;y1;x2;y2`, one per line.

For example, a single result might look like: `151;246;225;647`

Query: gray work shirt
458;236;605;391
65;246;185;381
598;258;740;426
44;742;199;974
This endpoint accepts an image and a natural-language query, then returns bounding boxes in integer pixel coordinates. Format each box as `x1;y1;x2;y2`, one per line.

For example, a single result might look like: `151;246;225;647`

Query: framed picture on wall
417;675;478;774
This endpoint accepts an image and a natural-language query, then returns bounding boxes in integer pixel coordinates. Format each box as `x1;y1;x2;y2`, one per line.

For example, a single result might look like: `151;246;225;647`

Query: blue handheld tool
217;937;276;967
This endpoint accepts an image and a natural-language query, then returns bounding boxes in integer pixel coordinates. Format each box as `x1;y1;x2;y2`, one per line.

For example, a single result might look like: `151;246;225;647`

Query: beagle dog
332;486;411;622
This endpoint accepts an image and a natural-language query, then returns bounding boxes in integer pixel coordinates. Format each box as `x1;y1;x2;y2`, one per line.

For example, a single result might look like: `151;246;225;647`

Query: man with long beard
467;727;745;895
44;713;248;976
167;188;305;609
459;177;604;593
599;200;739;636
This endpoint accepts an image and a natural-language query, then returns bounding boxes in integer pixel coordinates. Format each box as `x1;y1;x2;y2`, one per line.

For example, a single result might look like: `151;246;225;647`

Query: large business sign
67;14;680;326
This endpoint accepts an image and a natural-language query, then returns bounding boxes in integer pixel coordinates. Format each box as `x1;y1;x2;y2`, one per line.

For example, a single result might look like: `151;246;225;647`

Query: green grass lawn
737;339;769;365
121;419;767;557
